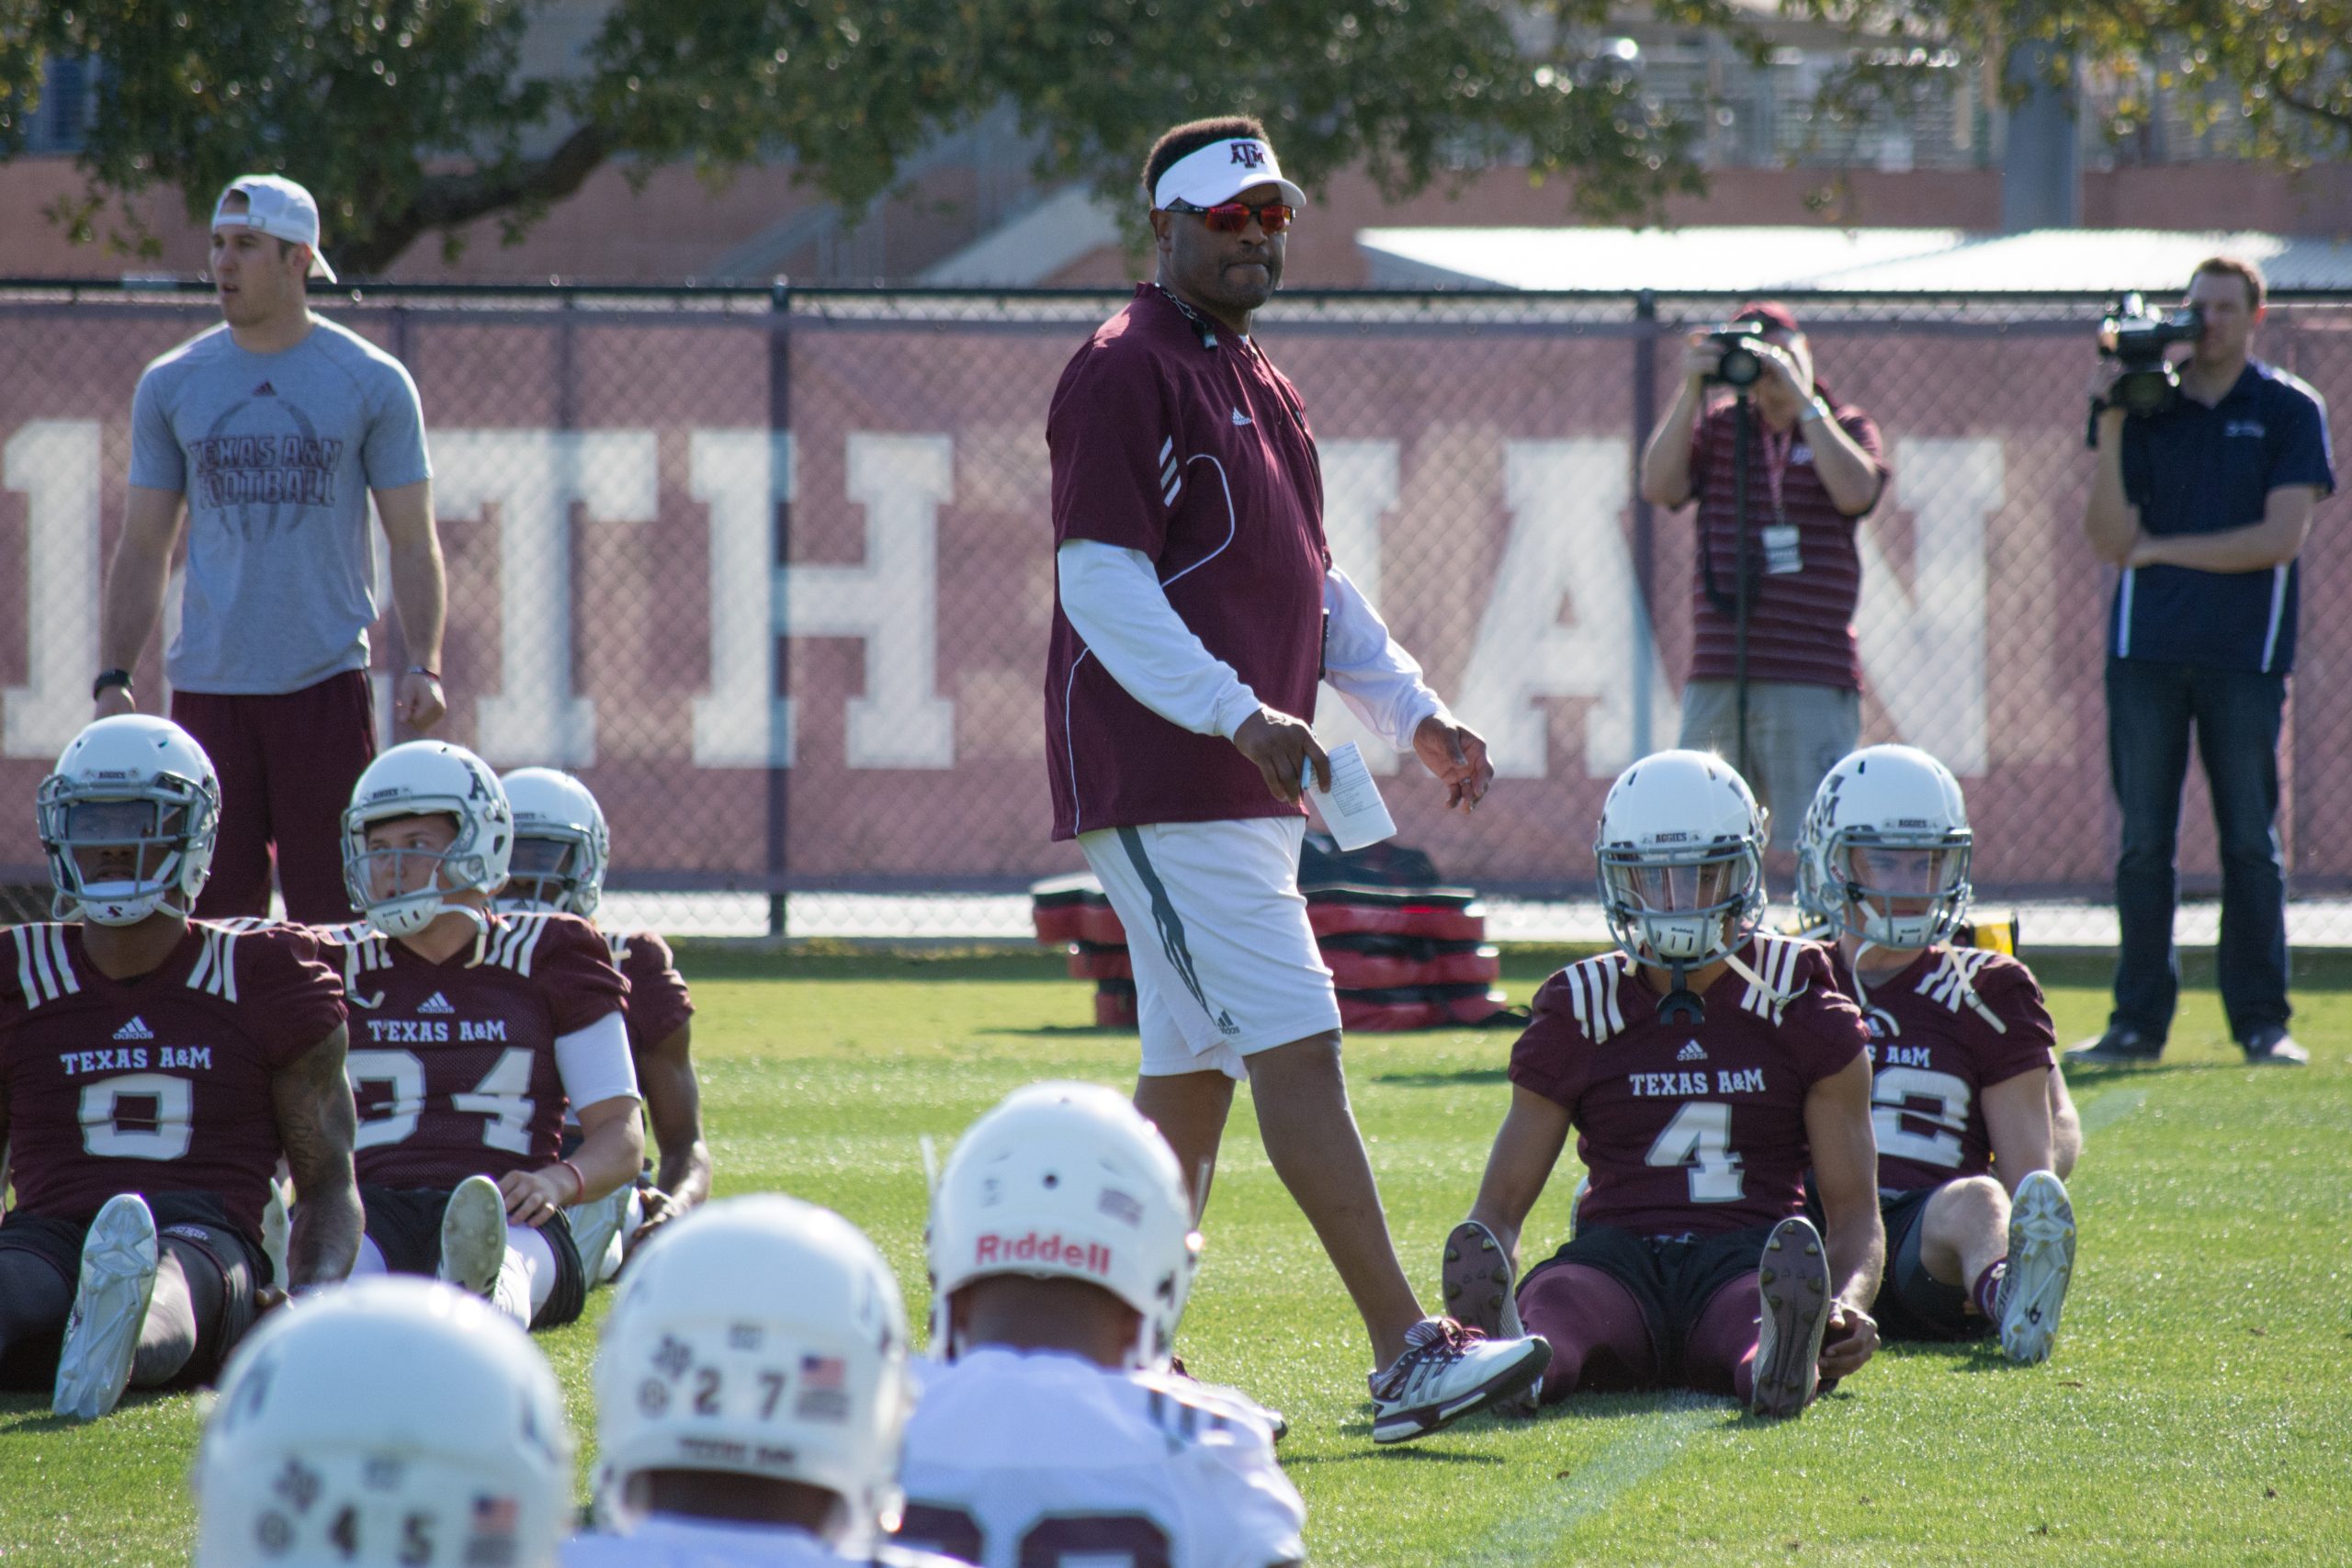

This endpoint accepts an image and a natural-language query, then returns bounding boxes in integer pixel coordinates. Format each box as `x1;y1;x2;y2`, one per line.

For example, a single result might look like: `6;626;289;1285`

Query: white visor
1150;138;1307;212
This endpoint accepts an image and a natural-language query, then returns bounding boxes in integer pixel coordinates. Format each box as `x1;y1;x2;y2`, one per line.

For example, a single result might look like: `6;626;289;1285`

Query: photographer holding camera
1640;300;1887;844
2073;256;2334;1069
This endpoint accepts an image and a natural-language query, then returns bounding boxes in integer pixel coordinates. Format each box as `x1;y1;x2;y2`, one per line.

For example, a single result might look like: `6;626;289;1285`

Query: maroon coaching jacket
1044;284;1330;840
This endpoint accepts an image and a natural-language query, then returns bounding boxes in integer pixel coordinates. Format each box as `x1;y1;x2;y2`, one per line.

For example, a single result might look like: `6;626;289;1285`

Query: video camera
2098;293;2205;417
1702;325;1770;389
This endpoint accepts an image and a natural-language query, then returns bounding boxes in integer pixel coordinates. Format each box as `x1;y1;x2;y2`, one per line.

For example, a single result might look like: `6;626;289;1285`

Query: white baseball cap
210;175;336;282
1149;136;1307;212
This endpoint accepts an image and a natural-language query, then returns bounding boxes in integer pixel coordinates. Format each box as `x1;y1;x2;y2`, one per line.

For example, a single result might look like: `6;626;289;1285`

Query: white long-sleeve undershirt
1056;539;1448;750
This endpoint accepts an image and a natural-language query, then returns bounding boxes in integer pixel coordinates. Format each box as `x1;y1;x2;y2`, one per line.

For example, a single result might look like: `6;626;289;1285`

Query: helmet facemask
1599;838;1765;975
1826;831;1972;951
344;804;501;940
497;833;588;916
40;778;217;927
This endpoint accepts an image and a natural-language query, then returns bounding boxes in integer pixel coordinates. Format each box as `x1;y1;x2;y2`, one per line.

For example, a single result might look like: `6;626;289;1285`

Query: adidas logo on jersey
417;992;457;1014
1676;1039;1707;1062
1230;406;1253;426
252;380;277;396
113;1016;154;1042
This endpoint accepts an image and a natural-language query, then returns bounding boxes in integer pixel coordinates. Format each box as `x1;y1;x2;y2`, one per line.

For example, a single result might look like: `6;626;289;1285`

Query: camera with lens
1702;325;1770;389
2098;293;2205;417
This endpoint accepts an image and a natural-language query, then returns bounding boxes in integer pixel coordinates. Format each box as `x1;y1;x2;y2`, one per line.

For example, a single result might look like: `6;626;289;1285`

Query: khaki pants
1677;679;1860;847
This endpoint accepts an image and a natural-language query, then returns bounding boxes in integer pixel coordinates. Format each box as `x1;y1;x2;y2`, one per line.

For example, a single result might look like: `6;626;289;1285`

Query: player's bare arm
1412;715;1494;811
375;478;447;731
631;1021;713;1245
1804;1053;1885;1381
503;1091;643;1228
1231;706;1329;803
93;486;187;717
1981;1067;2058;1197
272;1023;364;1292
2048;1066;2084;1180
1464;1086;1573;1269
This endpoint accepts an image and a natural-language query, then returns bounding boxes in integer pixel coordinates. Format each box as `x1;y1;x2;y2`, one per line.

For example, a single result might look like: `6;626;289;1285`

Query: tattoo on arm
272;1025;364;1289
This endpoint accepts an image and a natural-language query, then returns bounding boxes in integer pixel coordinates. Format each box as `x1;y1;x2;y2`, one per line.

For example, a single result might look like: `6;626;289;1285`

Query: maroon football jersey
0;920;344;1242
1829;945;2056;1195
315;911;626;1188
608;928;694;1056
1510;935;1869;1238
1045;284;1331;840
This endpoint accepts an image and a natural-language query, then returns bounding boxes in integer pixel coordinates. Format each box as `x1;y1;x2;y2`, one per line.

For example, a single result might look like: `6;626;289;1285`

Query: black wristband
92;669;133;700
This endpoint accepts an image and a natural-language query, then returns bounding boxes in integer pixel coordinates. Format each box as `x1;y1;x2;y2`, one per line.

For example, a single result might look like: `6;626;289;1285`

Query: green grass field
5;945;2349;1566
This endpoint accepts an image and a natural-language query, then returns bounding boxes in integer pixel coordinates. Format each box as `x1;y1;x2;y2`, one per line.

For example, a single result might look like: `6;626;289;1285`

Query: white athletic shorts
1077;817;1340;1079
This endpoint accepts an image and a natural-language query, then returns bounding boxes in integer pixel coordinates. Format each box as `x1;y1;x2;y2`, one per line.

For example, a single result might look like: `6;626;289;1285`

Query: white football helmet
595;1196;913;1542
191;1277;571;1568
1596;749;1768;972
498;766;610;918
1798;744;1973;950
928;1080;1201;1372
38;715;221;926
341;740;514;940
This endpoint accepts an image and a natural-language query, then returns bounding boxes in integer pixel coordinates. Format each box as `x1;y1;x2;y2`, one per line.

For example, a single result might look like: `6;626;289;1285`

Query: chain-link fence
1;282;2346;942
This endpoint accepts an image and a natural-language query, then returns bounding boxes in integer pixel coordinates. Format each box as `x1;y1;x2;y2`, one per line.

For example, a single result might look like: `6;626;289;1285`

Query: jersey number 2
1644;1100;1747;1202
347;1047;537;1154
899;1505;1173;1568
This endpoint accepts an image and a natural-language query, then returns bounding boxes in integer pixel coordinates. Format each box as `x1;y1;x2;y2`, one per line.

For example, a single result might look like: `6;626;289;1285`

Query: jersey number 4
899;1505;1172;1568
1644;1100;1747;1202
346;1048;537;1154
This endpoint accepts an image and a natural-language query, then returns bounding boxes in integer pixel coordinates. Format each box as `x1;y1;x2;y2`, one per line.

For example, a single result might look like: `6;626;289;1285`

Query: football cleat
1997;1170;2077;1365
1750;1215;1831;1420
1440;1220;1533;1416
1367;1317;1550;1444
259;1177;291;1292
53;1192;161;1420
435;1175;508;1299
564;1180;630;1289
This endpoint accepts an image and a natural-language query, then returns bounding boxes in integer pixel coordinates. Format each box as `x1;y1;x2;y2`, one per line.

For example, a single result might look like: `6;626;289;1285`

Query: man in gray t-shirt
97;175;448;924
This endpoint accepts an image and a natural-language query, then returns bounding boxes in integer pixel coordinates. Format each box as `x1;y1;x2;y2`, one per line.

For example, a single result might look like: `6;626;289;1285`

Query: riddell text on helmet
973;1231;1114;1276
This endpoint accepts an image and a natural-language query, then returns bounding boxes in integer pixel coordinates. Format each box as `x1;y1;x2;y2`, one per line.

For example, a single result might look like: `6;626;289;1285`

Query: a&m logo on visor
1230;141;1268;169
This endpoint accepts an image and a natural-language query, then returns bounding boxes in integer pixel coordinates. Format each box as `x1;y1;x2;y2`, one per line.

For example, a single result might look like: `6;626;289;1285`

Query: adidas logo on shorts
113;1016;154;1041
1676;1039;1708;1062
417;992;457;1014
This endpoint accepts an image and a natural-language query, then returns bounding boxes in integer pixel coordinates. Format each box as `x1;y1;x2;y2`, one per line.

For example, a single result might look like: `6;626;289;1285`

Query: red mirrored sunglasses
1166;198;1295;234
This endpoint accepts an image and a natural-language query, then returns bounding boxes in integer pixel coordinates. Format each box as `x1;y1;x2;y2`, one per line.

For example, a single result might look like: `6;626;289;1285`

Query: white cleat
435;1175;508;1299
563;1181;630;1290
1440;1220;1535;1416
1998;1170;2077;1365
52;1193;161;1421
260;1177;292;1290
1368;1316;1550;1444
1751;1215;1831;1420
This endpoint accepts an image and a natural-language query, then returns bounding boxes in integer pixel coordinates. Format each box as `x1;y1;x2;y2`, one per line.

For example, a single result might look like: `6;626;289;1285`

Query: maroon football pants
174;670;376;926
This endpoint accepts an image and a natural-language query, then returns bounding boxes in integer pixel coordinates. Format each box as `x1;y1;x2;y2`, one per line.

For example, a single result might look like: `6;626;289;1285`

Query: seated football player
0;716;358;1420
1443;750;1883;1419
497;766;708;1280
897;1082;1306;1567
1796;744;2079;1363
320;739;644;1332
569;1196;964;1568
192;1275;574;1568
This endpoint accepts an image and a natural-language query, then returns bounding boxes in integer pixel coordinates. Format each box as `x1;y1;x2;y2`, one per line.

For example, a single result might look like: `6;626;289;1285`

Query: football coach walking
1042;115;1550;1442
96;175;446;924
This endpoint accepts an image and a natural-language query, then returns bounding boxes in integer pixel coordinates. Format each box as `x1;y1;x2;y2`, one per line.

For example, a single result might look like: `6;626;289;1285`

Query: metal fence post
1630;288;1660;758
766;282;794;938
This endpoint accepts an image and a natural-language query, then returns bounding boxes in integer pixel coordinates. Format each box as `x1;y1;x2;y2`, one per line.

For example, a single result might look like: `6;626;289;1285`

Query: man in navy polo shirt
1042;114;1551;1442
2074;256;2334;1067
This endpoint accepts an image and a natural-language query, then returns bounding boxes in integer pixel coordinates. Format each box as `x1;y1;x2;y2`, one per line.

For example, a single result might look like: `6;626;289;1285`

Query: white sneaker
1750;1216;1831;1419
1440;1221;1534;1416
1367;1316;1550;1444
563;1181;630;1290
436;1176;507;1298
52;1193;160;1420
260;1177;291;1290
1998;1170;2076;1365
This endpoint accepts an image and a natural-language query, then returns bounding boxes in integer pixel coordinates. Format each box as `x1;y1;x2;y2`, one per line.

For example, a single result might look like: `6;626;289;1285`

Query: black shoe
2240;1027;2309;1066
2064;1028;2164;1066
